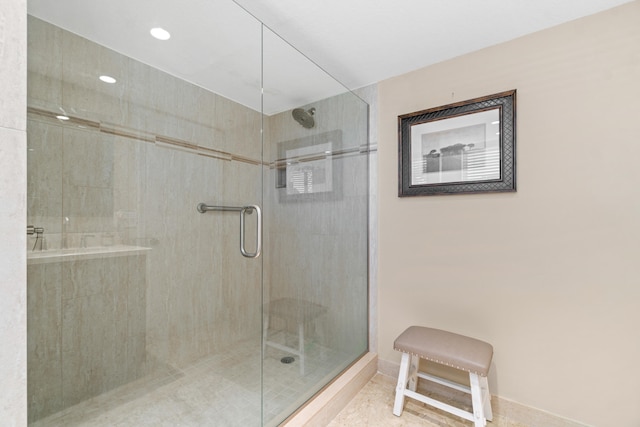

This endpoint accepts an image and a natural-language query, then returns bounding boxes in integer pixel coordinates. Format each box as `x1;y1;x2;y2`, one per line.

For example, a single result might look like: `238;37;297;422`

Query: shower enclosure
26;1;369;425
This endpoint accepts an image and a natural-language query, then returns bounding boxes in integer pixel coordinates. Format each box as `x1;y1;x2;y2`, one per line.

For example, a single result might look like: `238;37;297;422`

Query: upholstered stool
393;326;493;427
263;298;327;375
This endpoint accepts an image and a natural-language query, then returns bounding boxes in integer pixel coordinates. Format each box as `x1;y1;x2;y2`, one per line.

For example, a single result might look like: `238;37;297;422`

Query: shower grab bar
197;203;262;259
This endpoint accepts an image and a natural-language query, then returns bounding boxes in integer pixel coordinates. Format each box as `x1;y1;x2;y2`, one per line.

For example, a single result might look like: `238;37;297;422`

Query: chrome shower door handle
197;202;262;259
240;205;261;258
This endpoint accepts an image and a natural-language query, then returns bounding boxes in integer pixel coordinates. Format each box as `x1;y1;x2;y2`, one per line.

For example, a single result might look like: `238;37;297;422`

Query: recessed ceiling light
56;115;70;121
491;121;500;125
99;75;116;84
150;27;171;41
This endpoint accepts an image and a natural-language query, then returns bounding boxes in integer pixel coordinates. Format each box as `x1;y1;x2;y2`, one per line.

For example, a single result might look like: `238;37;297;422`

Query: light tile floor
29;339;532;427
328;374;528;427
30;336;353;427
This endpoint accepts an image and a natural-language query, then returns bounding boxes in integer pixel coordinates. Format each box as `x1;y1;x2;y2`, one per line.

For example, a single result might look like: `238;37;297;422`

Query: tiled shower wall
26;16;263;421
27;255;147;419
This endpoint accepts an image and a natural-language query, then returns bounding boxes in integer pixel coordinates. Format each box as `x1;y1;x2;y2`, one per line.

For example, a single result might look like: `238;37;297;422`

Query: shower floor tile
30;336;350;427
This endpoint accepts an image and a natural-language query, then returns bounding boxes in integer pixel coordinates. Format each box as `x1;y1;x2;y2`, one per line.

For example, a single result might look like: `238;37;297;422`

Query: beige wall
377;2;640;426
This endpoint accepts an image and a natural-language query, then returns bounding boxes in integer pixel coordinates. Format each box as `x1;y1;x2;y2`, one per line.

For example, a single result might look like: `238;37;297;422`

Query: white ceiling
28;0;633;114
238;0;635;88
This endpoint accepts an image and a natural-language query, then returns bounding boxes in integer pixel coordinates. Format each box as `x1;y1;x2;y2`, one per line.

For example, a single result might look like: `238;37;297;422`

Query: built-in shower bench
26;245;151;264
393;326;494;427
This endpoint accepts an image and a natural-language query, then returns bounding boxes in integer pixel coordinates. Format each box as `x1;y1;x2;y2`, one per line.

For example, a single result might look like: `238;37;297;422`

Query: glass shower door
26;1;265;425
260;27;370;425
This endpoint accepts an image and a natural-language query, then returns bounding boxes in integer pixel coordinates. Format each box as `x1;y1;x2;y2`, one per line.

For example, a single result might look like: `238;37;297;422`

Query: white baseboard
378;358;589;427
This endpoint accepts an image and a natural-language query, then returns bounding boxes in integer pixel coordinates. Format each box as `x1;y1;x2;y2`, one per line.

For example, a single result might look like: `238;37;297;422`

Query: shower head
292;107;315;129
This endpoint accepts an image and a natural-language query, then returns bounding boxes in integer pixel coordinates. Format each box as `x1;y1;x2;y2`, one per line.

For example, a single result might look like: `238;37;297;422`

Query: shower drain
280;356;295;364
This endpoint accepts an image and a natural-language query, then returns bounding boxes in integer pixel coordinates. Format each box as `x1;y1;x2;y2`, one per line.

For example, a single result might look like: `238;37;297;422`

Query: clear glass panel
26;1;369;425
261;27;369;426
26;1;263;425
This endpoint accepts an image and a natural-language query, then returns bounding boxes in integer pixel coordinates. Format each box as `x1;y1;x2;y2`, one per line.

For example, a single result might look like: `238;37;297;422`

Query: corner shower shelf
27;245;151;265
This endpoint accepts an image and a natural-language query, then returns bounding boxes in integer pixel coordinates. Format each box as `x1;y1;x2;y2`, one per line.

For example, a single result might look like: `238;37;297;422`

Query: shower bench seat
393;326;494;427
263;297;327;376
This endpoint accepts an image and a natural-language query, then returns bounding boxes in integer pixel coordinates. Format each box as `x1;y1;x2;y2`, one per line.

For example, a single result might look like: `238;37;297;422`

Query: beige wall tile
0;1;26;131
27;16;63;112
61;30;129;124
27;119;64;247
59;256;146;408
27;263;63;421
0;2;27;426
0;126;27;425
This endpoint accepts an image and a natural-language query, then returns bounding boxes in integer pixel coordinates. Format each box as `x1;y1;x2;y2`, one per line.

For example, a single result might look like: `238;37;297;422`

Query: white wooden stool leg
408;354;419;392
393;353;411;416
480;375;492;421
469;373;486;427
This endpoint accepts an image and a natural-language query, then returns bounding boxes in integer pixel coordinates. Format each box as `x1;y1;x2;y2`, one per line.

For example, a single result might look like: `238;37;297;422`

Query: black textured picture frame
399;90;516;196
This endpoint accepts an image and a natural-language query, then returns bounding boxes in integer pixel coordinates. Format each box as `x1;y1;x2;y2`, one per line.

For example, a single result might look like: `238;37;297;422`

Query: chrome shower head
292;107;315;129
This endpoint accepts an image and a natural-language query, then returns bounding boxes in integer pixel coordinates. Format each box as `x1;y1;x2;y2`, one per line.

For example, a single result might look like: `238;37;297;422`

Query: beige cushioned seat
394;326;493;376
393;325;494;426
